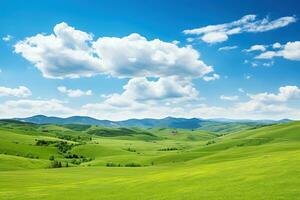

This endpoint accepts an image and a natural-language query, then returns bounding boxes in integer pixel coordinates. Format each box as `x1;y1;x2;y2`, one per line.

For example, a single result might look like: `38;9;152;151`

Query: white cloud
0;99;73;118
1;86;299;120
244;74;252;79
256;41;300;61
244;44;267;52
14;22;102;79
272;42;281;49
235;86;300;118
99;77;199;107
255;51;277;59
245;16;297;32
2;35;12;42
220;95;239;101
201;32;228;43
248;86;300;103
15;22;214;80
218;45;238;51
0;86;32;97
183;15;296;44
172;40;180;45
238;88;245;93
82;91;300;120
251;62;258;67
203;73;220;81
280;41;300;61
57;86;92;97
92;33;213;79
82;77;201;120
186;38;195;42
262;61;274;67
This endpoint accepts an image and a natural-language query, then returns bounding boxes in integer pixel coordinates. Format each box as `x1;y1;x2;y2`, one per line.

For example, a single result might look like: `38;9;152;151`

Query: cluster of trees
57;135;90;142
37;138;94;168
56;141;73;154
36;140;75;153
106;162;141;167
25;153;39;159
35;139;56;146
159;147;178;151
64;153;84;159
64;154;93;165
70;159;83;165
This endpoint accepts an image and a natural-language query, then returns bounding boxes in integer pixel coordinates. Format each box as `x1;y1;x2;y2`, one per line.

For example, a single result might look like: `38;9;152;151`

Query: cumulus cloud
0;86;32;97
247;86;300;103
220;95;239;101
183;15;296;44
100;77;199;107
15;22;214;80
236;86;300;116
14;23;102;79
201;32;228;43
203;73;220;81
2;35;12;42
218;45;238;51
1;86;299;121
57;86;92;97
0;99;73;118
92;33;213;78
255;51;277;59
244;44;267;52
256;41;300;61
81;76;201;119
272;42;281;49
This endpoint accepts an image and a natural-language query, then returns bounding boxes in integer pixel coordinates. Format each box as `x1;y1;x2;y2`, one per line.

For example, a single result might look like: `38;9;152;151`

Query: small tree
58;161;62;168
49;155;55;160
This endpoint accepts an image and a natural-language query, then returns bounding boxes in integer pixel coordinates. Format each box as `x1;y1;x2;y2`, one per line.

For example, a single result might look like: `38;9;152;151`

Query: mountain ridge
11;115;292;131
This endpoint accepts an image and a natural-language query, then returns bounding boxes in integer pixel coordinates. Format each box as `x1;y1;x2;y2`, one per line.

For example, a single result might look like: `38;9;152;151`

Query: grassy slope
0;121;300;199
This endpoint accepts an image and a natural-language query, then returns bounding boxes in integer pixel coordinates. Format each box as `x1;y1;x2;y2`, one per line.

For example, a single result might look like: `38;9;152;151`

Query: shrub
126;147;136;152
106;162;118;167
125;163;141;167
49;160;62;168
206;140;216;145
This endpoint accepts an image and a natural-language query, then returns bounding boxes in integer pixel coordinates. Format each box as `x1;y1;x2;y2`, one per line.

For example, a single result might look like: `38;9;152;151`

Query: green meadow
1;120;300;199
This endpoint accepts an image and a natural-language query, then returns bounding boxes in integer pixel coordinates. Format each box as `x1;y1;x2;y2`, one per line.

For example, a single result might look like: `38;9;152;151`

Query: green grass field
0;120;300;199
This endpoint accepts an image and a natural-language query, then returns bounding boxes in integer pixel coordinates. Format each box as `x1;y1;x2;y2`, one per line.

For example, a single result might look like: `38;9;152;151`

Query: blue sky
0;0;300;120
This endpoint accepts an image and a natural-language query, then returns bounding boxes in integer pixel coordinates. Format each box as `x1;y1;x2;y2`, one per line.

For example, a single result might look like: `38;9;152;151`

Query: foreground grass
1;149;300;200
0;121;300;199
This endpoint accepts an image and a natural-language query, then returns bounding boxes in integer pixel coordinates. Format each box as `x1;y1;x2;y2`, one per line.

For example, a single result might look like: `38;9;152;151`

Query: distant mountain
14;115;118;127
208;118;292;124
118;117;204;129
14;115;204;129
13;115;292;132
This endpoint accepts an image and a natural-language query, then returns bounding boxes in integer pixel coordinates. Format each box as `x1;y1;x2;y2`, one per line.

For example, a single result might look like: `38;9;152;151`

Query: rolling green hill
0;120;299;199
